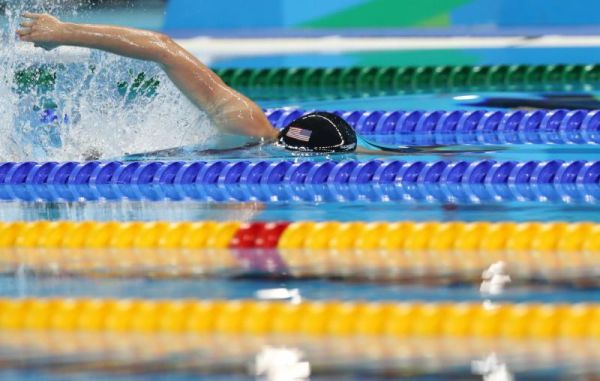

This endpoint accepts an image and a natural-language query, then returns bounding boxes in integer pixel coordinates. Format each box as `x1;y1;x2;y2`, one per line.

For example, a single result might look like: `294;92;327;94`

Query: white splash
472;353;514;381
253;346;311;381
0;2;215;162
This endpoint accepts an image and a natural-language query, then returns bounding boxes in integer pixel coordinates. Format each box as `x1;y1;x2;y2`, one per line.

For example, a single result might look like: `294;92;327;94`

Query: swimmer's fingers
16;28;32;39
20;21;34;28
22;12;43;19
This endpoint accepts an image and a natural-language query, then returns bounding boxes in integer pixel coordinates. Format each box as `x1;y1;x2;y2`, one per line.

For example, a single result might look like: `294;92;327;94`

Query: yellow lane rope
0;221;597;251
1;221;598;279
1;298;599;339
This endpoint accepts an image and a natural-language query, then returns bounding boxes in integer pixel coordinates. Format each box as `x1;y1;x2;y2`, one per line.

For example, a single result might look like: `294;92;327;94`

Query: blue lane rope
0;160;598;202
264;109;600;145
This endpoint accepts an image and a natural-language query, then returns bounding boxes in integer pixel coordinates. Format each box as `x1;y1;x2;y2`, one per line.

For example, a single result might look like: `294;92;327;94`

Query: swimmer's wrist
56;22;78;44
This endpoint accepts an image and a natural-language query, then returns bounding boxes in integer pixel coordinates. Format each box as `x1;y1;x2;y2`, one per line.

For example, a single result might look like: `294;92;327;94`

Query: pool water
2;7;600;379
1;85;599;379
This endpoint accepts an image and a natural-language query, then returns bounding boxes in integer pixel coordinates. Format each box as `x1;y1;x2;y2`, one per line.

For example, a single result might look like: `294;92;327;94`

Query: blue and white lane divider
0;160;598;202
265;109;600;145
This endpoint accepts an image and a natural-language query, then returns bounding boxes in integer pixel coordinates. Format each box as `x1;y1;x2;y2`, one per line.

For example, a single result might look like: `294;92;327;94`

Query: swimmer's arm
355;147;401;155
17;13;277;139
356;146;454;157
356;146;439;155
356;145;501;156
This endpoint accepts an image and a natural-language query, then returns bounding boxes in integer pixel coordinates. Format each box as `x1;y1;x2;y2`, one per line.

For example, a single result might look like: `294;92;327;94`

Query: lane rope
265;109;600;144
0;298;598;339
215;64;600;96
0;220;597;251
0;160;598;202
0;221;598;281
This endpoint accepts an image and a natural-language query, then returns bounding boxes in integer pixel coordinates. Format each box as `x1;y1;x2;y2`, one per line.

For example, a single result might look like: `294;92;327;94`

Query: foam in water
0;1;215;162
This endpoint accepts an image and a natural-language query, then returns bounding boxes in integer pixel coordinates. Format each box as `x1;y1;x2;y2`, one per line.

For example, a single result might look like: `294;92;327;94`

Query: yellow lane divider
279;221;600;252
0;221;242;249
1;221;598;279
1;299;599;339
0;221;597;251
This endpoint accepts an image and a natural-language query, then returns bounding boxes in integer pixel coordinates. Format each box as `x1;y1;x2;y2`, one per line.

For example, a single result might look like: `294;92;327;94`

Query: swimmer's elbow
156;33;175;48
217;117;278;139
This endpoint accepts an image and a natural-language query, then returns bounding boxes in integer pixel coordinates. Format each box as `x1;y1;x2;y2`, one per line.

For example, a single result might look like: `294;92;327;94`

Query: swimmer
16;13;494;158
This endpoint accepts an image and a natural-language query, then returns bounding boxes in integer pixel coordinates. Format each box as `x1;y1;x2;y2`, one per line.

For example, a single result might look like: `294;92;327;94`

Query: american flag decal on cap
286;127;312;142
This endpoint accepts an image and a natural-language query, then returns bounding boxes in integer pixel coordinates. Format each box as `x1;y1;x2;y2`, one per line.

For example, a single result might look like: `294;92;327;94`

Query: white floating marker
256;288;302;304
253;346;310;381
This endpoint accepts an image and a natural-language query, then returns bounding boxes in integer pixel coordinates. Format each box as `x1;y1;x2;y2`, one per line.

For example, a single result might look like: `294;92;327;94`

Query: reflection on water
0;200;264;222
2;332;598;379
0;198;599;223
2;272;600;302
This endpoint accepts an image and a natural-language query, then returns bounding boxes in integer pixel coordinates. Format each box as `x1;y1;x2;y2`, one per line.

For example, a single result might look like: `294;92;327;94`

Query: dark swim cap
277;112;357;153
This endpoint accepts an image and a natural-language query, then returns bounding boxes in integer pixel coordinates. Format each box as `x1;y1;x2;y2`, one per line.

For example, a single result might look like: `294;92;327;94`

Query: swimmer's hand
16;12;64;51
